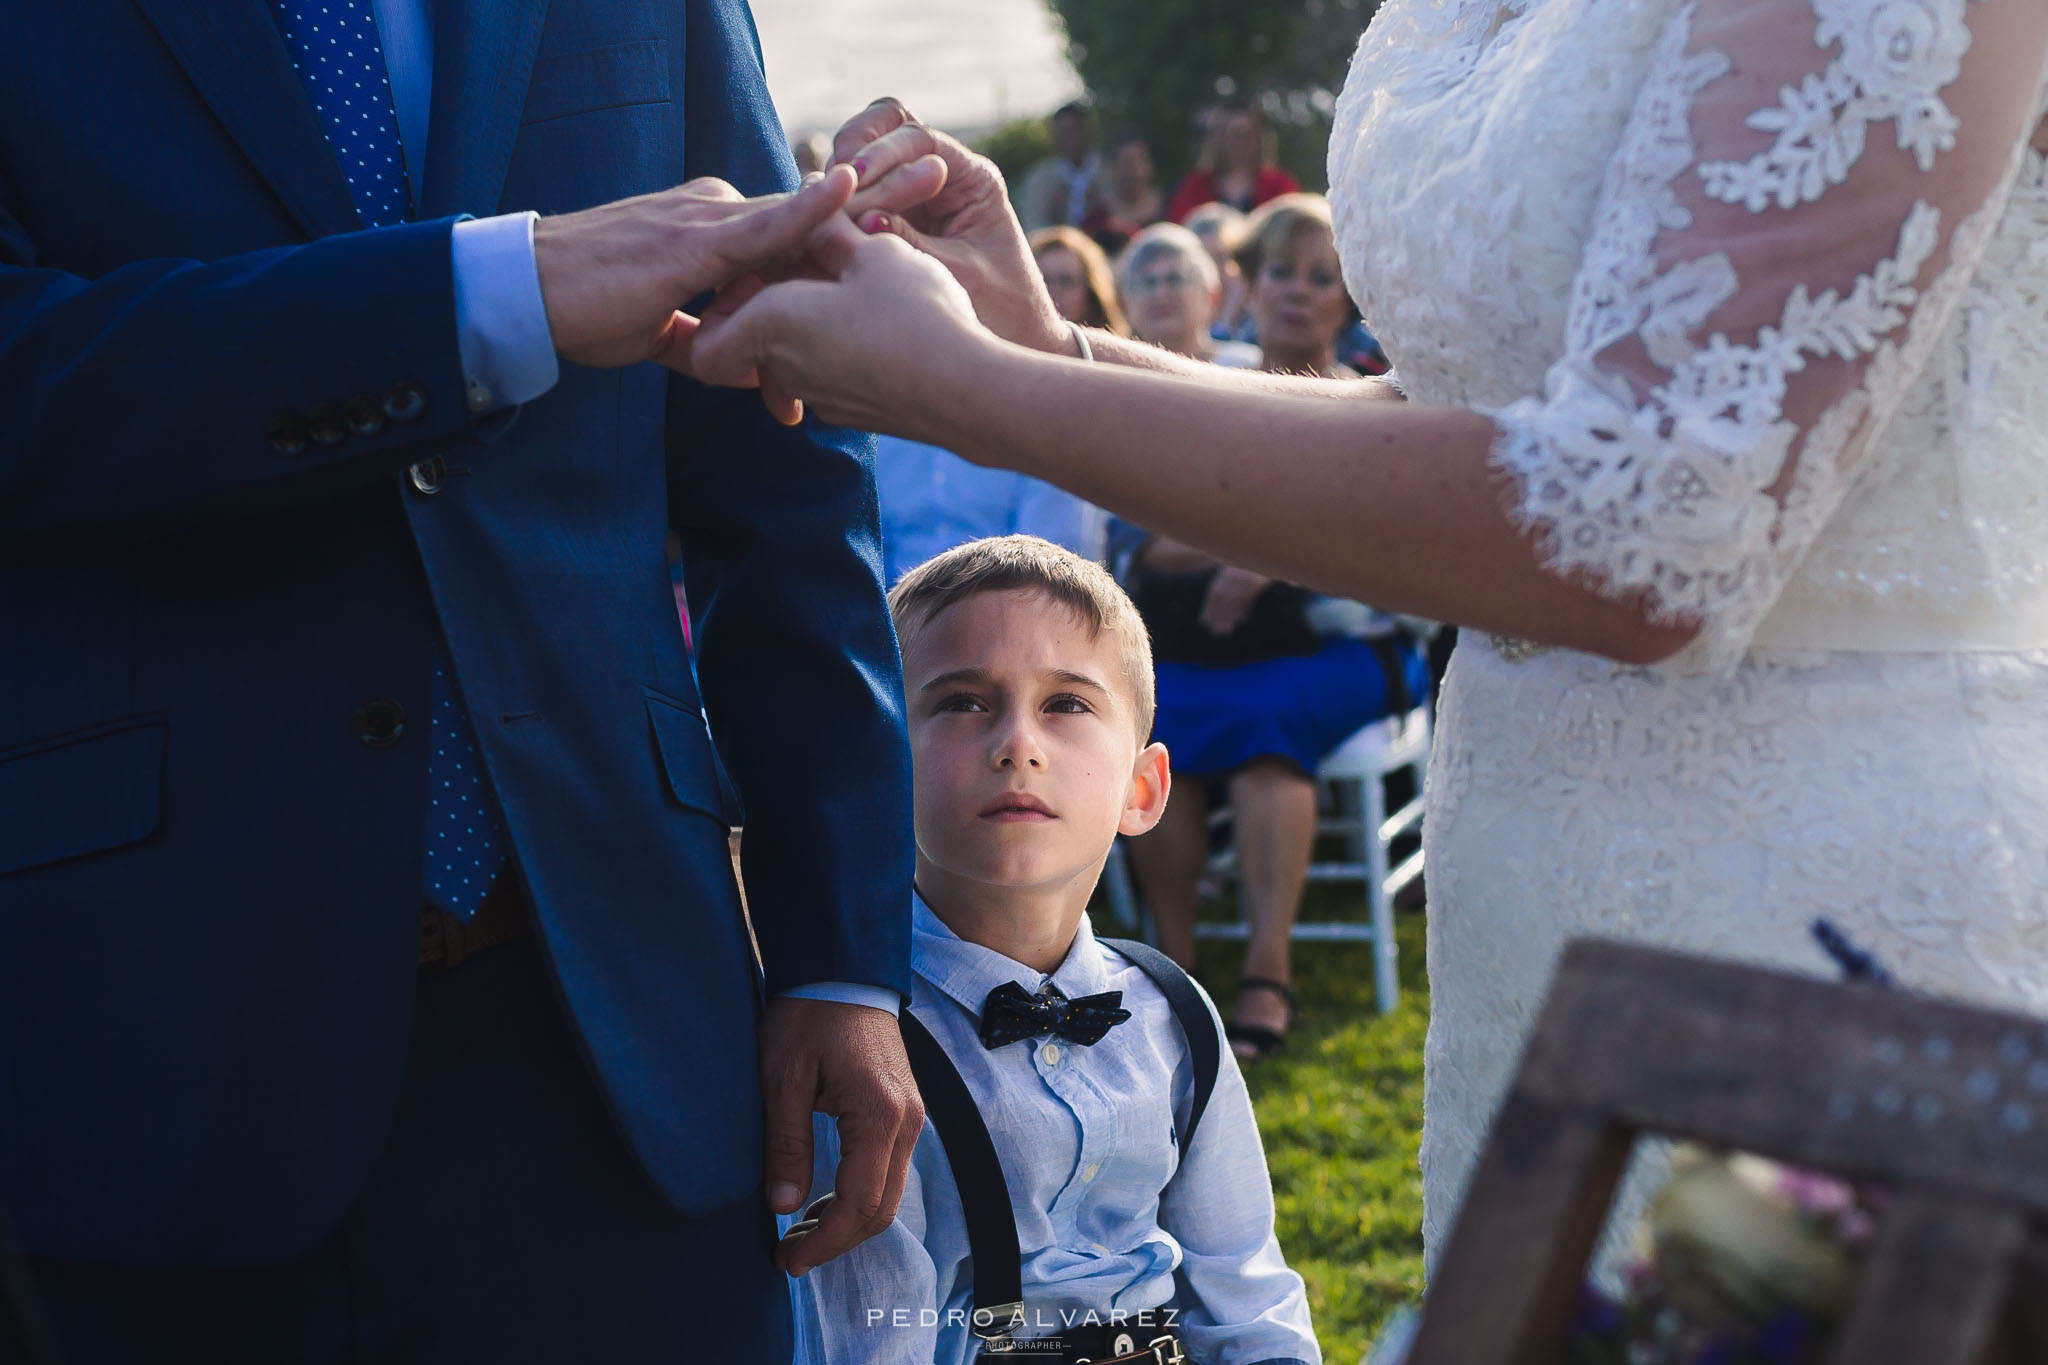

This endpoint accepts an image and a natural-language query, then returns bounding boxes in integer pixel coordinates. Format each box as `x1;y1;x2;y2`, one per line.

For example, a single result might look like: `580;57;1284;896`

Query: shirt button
307;404;347;447
1039;1043;1060;1066
346;394;387;437
383;382;428;424
267;414;308;457
1081;1163;1099;1182
408;455;446;496
352;697;407;748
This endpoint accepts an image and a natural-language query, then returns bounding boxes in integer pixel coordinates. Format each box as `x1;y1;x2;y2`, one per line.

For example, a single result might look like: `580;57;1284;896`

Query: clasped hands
533;98;1055;434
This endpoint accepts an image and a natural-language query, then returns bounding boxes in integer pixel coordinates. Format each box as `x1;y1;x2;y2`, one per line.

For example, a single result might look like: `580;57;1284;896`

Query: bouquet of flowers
1562;1146;1882;1365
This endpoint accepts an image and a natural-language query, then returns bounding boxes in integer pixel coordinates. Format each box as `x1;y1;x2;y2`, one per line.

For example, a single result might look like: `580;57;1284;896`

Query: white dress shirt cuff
776;982;903;1016
450;211;559;415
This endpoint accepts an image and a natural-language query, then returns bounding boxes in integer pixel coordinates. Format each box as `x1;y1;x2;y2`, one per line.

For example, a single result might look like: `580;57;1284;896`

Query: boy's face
902;589;1168;896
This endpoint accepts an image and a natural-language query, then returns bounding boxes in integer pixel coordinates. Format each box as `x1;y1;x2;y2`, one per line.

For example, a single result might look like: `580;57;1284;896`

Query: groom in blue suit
0;1;921;1361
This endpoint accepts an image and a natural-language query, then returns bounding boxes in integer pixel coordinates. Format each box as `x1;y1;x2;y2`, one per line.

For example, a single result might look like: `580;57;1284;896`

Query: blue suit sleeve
0;172;475;544
666;0;913;1002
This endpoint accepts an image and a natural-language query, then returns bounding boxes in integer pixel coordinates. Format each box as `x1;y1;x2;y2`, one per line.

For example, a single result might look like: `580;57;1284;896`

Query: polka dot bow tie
977;981;1132;1050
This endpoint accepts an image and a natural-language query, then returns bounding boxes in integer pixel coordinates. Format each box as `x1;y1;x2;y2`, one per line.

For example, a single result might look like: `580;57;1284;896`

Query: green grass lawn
1094;888;1430;1365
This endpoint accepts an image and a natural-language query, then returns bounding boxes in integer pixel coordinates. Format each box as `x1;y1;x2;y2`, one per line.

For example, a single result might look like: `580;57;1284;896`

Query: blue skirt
1151;636;1426;778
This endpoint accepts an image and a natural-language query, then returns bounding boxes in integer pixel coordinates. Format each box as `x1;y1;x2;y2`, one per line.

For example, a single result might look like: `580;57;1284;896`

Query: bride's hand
828;98;1072;356
683;215;995;437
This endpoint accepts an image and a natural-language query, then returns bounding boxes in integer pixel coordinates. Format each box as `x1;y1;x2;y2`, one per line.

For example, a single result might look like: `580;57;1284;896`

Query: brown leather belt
419;873;529;969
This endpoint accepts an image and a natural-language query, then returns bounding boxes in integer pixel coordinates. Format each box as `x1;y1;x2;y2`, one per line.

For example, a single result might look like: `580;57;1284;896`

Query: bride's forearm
1069;325;1399;402
932;339;1694;664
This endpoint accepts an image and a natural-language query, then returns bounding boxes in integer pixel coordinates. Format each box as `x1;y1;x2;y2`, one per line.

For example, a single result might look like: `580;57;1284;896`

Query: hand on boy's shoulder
759;996;926;1278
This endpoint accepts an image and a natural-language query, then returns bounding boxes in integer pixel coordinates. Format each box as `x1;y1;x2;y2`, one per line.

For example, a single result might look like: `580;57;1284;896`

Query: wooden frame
1410;939;2048;1365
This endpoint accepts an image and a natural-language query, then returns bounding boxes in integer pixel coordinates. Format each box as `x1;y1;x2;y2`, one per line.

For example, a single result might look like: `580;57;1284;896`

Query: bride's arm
922;325;1692;662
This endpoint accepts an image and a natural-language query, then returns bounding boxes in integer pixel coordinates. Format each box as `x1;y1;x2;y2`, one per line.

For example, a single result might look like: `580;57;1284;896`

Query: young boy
785;536;1319;1365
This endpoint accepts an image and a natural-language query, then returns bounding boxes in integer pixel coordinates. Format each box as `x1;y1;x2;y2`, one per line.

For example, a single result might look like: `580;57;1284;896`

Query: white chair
1101;705;1430;1015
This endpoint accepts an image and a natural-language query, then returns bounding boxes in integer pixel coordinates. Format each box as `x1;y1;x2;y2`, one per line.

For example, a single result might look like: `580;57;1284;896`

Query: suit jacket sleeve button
268;415;308;456
353;698;407;748
308;404;347;446
407;455;446;495
347;395;387;437
383;382;428;423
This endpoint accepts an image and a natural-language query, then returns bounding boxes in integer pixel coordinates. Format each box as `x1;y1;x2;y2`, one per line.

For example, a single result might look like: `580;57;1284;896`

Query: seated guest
1183;201;1253;342
1166;103;1300;224
786;537;1320;1365
1030;226;1129;336
874;437;1104;584
1018;102;1099;233
1113;533;1423;1059
1116;222;1260;367
1234;194;1375;378
1083;131;1166;236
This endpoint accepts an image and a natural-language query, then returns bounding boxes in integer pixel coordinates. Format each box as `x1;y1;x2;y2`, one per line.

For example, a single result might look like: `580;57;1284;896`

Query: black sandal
1225;976;1296;1060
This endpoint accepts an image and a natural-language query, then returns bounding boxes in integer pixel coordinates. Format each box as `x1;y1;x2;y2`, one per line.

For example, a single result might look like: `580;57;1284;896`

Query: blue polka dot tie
272;0;508;917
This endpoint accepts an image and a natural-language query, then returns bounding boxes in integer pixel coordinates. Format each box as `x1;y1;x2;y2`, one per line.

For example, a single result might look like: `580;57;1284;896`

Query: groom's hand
532;167;855;373
829;99;1072;356
759;996;924;1277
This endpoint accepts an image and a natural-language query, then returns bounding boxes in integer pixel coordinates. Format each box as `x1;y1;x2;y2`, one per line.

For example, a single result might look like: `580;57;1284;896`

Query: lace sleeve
1489;0;2048;670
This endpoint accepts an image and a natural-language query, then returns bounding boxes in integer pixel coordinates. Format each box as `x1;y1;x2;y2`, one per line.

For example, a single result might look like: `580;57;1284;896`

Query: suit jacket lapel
421;0;553;220
129;0;363;240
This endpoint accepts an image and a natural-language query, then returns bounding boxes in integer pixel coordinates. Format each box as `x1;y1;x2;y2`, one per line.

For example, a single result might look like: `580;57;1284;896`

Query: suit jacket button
347;395;387;437
407;455;446;495
308;404;346;446
268;415;308;456
353;698;407;748
384;382;428;423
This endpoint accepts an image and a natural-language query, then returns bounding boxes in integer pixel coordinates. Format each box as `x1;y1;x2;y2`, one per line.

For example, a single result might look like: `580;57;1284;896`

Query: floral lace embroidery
1701;0;1982;210
1486;0;2002;672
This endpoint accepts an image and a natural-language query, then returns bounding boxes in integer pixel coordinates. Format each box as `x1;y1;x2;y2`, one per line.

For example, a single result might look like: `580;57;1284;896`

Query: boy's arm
1157;995;1322;1365
791;1112;965;1365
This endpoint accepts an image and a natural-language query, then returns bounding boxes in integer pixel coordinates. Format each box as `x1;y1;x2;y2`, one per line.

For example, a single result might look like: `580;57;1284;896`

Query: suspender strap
1099;938;1221;1154
899;1011;1023;1339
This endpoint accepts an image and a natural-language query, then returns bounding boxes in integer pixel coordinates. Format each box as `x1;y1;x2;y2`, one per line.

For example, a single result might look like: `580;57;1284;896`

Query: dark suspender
900;1011;1025;1340
1098;938;1221;1152
901;942;1222;1340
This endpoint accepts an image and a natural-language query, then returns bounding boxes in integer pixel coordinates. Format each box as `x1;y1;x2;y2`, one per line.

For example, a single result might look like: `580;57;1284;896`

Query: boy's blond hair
889;536;1156;741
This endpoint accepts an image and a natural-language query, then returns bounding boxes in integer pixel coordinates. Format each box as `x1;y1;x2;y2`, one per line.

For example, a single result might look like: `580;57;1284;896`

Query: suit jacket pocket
0;717;167;877
643;689;738;827
522;39;670;126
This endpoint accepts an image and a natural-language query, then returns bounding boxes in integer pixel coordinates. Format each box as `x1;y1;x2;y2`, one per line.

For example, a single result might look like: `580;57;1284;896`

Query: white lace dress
1327;0;2048;1267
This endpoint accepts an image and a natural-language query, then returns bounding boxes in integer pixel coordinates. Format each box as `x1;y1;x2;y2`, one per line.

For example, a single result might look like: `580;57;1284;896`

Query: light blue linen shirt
374;0;893;1015
875;436;1107;584
792;896;1319;1365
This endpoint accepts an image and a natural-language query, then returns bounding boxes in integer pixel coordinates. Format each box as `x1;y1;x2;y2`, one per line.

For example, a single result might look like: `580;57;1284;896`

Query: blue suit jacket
0;0;913;1262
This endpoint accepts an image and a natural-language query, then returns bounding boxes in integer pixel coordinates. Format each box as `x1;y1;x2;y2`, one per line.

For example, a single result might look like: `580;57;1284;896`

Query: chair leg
1365;771;1398;1013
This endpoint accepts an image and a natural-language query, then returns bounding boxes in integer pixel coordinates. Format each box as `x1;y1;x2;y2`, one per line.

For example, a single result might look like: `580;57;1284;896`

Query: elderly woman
1107;219;1423;1059
1116;223;1258;365
1027;226;1127;336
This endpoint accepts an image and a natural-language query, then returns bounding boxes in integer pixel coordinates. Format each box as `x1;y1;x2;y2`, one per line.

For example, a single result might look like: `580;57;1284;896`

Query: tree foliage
1042;0;1383;192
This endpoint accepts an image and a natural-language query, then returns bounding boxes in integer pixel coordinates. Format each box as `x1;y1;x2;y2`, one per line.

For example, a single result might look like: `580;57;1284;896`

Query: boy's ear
1119;742;1171;838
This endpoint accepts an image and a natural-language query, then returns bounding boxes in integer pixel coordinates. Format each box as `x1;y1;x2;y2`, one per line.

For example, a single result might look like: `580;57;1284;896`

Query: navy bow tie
978;980;1132;1050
